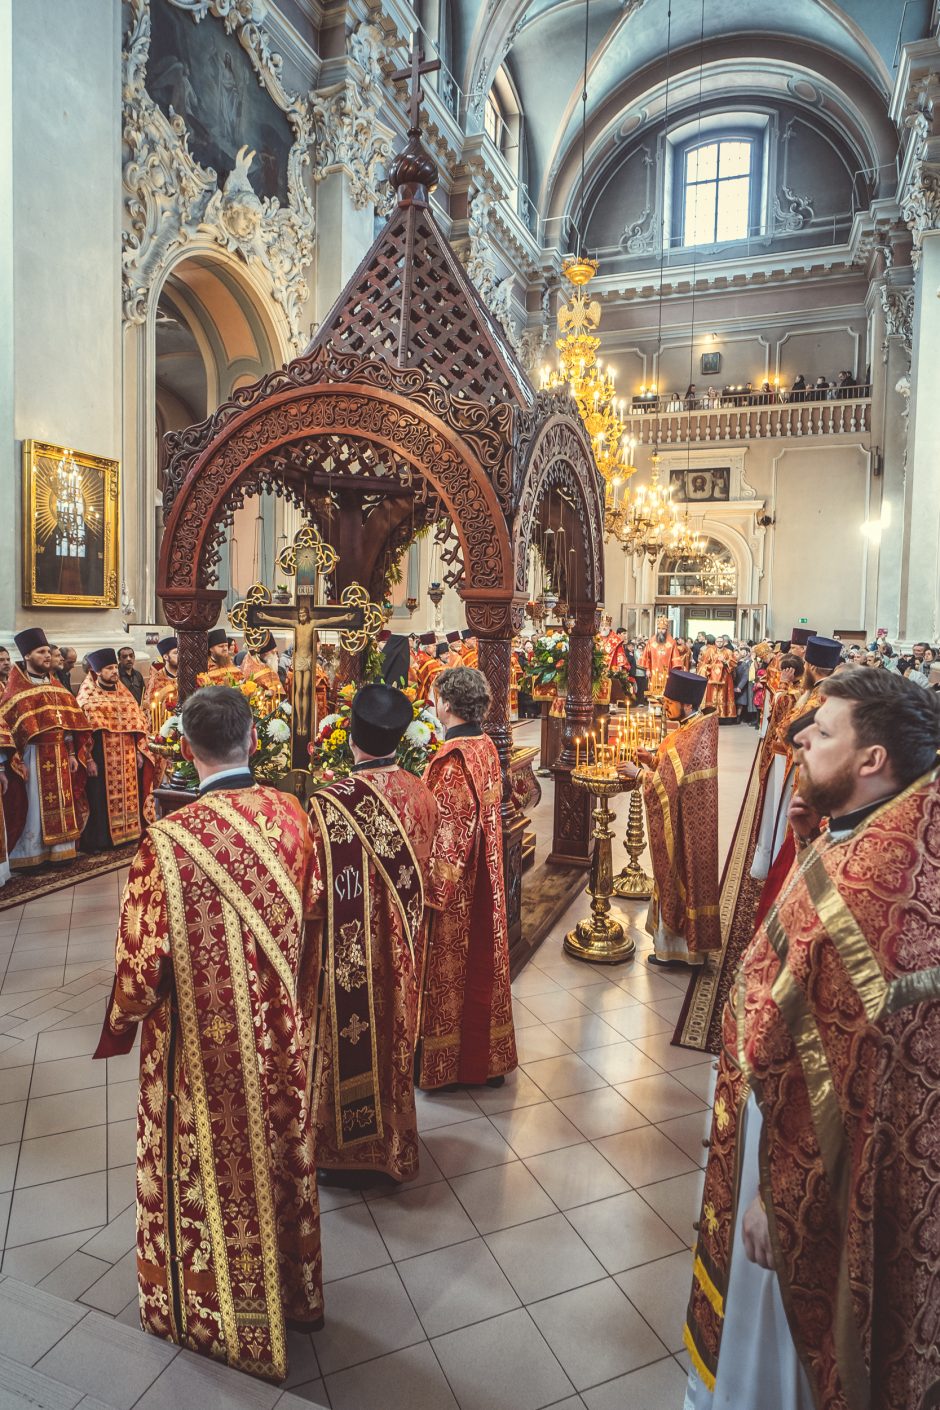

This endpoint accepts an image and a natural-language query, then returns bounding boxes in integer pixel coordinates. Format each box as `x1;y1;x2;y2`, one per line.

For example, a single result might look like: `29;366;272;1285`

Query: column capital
901;161;940;270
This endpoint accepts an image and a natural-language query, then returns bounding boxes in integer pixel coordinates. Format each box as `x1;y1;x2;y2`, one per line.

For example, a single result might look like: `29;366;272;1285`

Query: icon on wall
700;352;721;376
22;440;120;609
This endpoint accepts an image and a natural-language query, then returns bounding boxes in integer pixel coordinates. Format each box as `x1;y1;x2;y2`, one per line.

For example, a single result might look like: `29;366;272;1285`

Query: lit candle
575;735;581;769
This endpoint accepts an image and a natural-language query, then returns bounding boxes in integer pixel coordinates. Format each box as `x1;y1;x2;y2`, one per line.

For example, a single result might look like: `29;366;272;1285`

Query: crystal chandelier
667;507;705;558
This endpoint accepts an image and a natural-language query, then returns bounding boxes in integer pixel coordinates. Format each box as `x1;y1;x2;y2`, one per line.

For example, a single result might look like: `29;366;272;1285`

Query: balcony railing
622;393;871;445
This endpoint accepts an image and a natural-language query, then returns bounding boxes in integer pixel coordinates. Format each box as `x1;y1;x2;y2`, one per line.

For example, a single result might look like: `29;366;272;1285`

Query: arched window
666;113;769;250
682;138;754;245
657;538;737;598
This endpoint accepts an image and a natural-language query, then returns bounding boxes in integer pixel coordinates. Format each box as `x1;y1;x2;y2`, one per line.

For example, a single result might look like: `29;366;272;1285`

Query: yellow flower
241;679;258;696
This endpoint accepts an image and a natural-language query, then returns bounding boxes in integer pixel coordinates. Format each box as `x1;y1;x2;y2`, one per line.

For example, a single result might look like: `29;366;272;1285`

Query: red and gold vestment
143;663;179;735
0;664;91;865
687;769;940;1408
698;645;736;718
309;767;438;1181
241;655;285;698
642;710;721;959
418;732;518;1088
77;676;155;846
0;720;18;876
416;654;445;706
198;661;238;687
94;784;323;1382
641;633;680;696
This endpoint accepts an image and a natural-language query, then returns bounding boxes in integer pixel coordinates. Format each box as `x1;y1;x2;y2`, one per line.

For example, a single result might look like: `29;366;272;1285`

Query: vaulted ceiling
449;0;931;215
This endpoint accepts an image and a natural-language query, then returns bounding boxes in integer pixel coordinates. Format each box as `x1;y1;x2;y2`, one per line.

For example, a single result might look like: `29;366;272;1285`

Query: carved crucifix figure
247;544;364;772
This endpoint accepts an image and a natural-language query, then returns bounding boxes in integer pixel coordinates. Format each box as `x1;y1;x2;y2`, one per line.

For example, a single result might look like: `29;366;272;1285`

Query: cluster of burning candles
574;709;661;777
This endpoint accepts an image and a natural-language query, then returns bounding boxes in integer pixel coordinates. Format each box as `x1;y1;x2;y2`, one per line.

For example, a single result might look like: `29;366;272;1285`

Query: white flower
405;720;432;748
159;715;180;739
267;718;291;743
278;700;292;716
320;713;340;730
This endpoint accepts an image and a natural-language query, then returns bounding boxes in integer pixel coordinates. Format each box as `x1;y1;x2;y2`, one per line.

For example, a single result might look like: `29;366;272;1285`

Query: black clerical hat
255;632;277;656
460;630;474;641
418;631;436;646
804;635;842;669
790;627;816;646
87;648;118;673
350;683;413;757
664;669;707;708
157;636;177;656
14;628;48;657
207;629;228;648
435;643;450;660
446;631;461;644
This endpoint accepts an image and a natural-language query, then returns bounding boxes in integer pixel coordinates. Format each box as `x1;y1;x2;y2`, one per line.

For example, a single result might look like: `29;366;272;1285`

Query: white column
314;173;378;322
900;230;940;643
0;0;13;642
9;0;123;643
872;274;914;639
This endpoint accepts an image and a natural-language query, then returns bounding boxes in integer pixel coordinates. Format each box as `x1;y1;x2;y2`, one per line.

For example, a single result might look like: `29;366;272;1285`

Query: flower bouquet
310;684;444;781
152;671;292;788
524;634;569;699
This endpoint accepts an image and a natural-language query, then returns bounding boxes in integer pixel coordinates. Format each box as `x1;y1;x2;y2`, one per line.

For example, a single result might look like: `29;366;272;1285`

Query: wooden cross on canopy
391;42;441;133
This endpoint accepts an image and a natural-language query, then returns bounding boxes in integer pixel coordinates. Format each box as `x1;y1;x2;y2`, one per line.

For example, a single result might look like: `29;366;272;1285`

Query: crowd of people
640;370;868;414
4;615;940;1406
87;661;517;1382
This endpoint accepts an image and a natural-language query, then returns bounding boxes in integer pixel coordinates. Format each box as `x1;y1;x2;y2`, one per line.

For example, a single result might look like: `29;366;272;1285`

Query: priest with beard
685;668;940;1410
0;628;92;868
143;635;179;735
78;648;155;852
309;684;439;1186
640;615;680;696
198;628;236;685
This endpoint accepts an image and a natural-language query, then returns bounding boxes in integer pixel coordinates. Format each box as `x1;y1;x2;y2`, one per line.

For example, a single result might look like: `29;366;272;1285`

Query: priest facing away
417;665;518;1089
618;668;721;969
94;686;323;1384
309;684;439;1187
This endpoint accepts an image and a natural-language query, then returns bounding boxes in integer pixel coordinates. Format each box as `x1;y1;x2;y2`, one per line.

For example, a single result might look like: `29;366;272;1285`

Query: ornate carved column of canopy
467;595;530;945
549;603;597;867
161;587;227;701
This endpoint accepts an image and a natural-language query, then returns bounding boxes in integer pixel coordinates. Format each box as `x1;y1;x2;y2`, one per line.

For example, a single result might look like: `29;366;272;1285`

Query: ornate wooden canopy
157;87;606;931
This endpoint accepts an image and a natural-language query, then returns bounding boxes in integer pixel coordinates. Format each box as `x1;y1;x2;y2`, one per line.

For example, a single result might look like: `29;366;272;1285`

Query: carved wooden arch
157;381;514;613
511;413;606;611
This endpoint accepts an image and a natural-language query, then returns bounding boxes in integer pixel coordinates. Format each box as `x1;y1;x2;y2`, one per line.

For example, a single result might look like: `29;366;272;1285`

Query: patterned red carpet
0;844;137;911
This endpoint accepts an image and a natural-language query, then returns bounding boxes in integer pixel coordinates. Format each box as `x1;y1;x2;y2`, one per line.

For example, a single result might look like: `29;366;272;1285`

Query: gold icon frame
22;439;120;608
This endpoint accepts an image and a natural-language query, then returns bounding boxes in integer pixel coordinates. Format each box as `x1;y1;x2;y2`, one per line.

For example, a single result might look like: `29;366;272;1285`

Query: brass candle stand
612;777;653;899
611;703;662;900
564;766;636;965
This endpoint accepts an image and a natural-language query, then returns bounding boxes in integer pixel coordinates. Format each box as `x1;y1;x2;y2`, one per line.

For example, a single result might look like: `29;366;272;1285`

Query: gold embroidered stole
150;797;306;1380
309;774;423;1152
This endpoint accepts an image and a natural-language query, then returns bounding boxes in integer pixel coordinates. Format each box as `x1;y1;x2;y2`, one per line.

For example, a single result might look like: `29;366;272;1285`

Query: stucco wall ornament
880;285;914;360
619;149;655;254
774;187;815;233
901;162;940;271
461;188;521;351
122;0;315;349
312;20;393;212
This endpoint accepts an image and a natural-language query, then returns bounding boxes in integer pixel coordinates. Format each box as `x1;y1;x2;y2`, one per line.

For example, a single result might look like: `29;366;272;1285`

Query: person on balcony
790;373;807;401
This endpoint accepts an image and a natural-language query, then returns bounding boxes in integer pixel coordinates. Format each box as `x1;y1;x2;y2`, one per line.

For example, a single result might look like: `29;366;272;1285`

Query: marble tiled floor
0;720;756;1410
